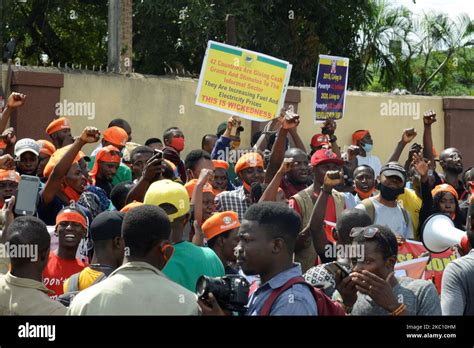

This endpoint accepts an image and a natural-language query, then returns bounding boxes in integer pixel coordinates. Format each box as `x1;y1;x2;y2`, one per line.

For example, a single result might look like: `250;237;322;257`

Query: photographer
198;202;318;316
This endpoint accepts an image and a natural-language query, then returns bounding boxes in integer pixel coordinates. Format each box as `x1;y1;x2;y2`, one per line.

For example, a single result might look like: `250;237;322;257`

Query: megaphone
422;213;469;253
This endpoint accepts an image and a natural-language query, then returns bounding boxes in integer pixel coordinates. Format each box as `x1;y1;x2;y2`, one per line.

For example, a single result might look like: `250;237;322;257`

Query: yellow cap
144;179;190;222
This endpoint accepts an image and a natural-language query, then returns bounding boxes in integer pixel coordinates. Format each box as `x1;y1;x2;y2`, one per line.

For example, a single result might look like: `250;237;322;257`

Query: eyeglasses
349;226;380;238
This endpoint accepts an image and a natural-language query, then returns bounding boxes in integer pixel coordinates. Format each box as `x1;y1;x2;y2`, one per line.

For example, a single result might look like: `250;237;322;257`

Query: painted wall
59;72;445;167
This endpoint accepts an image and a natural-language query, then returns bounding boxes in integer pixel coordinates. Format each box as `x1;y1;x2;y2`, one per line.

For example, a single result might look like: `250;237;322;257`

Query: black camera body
196;275;250;313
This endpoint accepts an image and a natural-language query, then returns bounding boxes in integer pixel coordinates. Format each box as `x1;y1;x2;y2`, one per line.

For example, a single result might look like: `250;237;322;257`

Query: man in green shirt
144;179;225;292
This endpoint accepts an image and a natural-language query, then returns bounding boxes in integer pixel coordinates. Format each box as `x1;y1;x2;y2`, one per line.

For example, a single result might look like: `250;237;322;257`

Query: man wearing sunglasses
336;225;440;315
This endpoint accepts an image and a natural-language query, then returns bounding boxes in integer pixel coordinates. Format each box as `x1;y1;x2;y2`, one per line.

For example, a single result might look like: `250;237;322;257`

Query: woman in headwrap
38;127;100;226
413;153;465;239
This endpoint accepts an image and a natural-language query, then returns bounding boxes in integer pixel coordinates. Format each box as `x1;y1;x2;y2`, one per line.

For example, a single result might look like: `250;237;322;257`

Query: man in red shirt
43;206;88;299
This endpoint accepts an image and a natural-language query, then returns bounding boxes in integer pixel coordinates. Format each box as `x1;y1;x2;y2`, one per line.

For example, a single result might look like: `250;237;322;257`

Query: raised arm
321;119;341;159
264;110;300;183
412;153;433;239
259;158;293;202
422;110;437;169
126;155;169;204
191;169;214;226
0;93;26;135
308;170;343;258
387;128;417;163
42;127;100;206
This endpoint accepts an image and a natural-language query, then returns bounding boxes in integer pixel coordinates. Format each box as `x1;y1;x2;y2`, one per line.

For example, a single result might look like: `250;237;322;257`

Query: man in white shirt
355;162;413;239
352;130;382;177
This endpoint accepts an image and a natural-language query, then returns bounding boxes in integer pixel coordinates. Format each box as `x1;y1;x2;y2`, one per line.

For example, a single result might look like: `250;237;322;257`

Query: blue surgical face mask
361;143;373;153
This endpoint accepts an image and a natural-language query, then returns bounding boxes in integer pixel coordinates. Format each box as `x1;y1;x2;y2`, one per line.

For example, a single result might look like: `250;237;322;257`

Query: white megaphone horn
422;213;470;253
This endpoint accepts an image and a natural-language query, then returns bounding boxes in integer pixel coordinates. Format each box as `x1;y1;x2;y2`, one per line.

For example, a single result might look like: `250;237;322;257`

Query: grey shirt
351;277;441;315
441;249;474;315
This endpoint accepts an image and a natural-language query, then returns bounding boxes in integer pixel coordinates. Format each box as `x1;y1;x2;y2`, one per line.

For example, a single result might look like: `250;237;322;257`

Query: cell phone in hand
325;261;350;279
14;175;40;216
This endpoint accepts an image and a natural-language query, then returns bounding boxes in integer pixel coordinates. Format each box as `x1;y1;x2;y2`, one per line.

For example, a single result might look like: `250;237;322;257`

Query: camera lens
196;275;209;298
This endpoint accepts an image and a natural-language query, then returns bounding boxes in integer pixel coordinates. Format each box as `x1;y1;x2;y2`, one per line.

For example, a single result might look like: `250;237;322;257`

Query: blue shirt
246;264;318;316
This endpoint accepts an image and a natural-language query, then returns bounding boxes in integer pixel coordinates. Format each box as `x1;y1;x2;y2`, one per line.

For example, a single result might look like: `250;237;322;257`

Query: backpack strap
260;276;346;316
361;198;375;223
64;272;81;293
260;276;307;316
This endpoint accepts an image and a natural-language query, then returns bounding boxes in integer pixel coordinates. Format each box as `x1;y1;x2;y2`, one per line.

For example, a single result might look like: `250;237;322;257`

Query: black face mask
378;183;405;201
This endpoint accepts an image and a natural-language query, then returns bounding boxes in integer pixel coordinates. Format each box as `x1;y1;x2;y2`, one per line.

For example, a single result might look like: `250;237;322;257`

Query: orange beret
36;139;56;157
431;184;459;201
103;126;128;147
0;170;20;183
202;211;240;241
43;144;83;178
46;117;71;135
120;200;144;213
212;160;229;171
184;179;214;200
234;153;264;174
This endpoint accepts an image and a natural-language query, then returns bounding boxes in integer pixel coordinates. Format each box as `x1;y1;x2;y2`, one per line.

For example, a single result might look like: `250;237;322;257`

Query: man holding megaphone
440;199;474;315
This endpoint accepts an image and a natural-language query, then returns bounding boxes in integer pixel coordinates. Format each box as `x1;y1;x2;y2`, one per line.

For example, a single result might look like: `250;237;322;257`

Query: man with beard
355;162;413;240
215;152;265;221
289;149;347;272
439;147;466;199
46;117;74;149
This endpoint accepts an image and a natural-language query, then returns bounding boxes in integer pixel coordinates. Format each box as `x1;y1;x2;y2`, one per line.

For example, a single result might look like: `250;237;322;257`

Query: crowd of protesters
0;91;473;316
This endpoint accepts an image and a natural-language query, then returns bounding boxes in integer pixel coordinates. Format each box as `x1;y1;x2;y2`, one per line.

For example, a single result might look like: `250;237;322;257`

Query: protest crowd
1;89;474;317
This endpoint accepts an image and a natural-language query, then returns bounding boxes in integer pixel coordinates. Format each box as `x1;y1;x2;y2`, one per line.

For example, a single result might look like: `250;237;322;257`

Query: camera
196;275;250;313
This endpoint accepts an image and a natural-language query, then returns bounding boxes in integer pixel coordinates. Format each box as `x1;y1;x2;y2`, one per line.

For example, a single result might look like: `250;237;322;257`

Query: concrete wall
58;72;445;166
295;89;445;168
60;73;253;155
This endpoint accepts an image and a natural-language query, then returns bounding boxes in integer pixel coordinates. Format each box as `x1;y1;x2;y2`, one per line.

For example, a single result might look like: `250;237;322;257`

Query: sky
391;0;474;19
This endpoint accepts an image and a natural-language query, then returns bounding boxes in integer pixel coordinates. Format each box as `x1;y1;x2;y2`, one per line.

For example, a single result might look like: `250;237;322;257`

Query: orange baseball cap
202;211;240;241
46;117;71;135
184;179;214;200
212;160;229;171
120;200;144;213
103;126;128;147
37;139;56;157
234;152;264;174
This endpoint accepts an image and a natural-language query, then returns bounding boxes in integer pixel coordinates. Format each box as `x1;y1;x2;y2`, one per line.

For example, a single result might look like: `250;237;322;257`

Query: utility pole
108;0;132;73
107;0;120;72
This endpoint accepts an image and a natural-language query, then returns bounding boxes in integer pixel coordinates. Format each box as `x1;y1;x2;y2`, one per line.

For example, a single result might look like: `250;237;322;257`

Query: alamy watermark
324;243;365;260
0;242;38;262
55;99;95;120
380;99;420;120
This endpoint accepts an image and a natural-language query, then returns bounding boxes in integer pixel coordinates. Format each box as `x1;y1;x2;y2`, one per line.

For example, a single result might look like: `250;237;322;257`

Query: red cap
311;134;330;148
310;149;344;168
